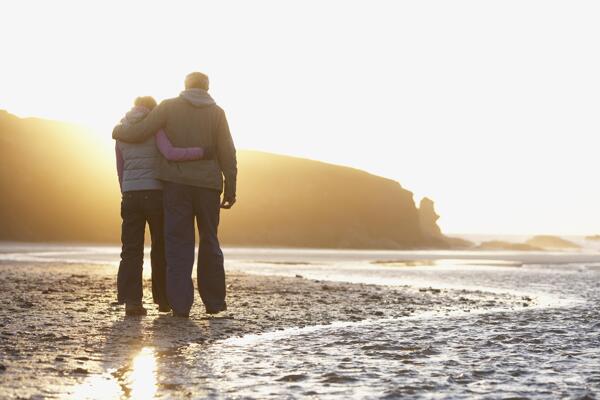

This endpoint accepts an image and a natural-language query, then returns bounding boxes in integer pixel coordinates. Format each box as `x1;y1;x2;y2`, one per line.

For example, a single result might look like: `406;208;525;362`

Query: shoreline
1;260;530;398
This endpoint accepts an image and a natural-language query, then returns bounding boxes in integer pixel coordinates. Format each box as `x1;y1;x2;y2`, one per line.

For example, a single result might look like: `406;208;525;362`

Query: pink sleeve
155;130;205;161
115;143;124;191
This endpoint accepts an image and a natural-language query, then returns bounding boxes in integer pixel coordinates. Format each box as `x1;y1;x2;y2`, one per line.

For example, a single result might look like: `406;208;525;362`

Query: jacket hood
121;106;150;125
179;88;216;108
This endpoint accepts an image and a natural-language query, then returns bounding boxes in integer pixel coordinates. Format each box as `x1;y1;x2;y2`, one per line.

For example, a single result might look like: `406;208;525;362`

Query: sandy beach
0;257;528;399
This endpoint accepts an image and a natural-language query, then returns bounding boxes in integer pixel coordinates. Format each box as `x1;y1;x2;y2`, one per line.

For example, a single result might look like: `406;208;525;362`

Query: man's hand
112;124;124;140
220;196;236;209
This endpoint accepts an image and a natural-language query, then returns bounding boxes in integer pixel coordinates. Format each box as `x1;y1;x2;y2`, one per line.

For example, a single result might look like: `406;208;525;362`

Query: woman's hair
134;96;157;110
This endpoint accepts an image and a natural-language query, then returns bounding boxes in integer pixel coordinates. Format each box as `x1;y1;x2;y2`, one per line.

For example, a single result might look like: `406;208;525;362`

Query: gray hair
185;72;209;90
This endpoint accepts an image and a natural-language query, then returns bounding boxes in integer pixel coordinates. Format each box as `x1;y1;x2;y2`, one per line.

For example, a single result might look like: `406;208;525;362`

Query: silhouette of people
114;72;237;318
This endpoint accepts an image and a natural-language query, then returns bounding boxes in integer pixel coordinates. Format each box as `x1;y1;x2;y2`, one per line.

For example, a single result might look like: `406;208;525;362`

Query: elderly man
113;72;237;317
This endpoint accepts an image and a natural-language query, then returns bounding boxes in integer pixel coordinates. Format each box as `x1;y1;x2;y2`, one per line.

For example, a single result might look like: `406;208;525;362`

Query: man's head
185;72;209;91
134;96;157;110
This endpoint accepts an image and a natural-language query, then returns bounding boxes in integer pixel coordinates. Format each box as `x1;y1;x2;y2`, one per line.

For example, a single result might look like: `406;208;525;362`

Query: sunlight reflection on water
64;347;157;400
64;375;121;400
128;347;157;399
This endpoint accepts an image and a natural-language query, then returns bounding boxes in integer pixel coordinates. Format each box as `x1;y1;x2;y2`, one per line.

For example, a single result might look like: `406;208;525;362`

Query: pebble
20;301;34;308
72;368;88;375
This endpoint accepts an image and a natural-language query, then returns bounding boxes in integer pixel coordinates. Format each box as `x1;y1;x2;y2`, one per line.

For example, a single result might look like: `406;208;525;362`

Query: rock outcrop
418;197;442;239
476;241;542;251
525;235;580;249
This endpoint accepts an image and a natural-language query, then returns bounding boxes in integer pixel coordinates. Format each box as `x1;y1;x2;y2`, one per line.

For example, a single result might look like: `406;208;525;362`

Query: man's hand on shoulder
113;102;167;143
112;123;124;140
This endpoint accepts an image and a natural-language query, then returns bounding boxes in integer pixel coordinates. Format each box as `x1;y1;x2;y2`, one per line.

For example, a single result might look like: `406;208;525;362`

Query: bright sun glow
65;347;157;400
2;0;600;235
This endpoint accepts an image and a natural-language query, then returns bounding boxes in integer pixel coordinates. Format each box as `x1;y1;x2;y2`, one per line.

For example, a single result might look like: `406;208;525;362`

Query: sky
1;0;599;235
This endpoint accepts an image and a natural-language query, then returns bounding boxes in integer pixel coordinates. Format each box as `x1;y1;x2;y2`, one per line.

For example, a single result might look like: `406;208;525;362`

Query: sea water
205;255;600;399
1;243;599;399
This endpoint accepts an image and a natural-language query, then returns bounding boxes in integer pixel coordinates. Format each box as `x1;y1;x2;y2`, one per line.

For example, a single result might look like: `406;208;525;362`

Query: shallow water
197;262;600;399
1;243;599;399
204;308;600;399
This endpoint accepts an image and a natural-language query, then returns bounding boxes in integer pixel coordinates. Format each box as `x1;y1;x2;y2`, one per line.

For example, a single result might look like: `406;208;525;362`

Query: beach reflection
64;374;121;400
126;347;157;399
65;347;157;399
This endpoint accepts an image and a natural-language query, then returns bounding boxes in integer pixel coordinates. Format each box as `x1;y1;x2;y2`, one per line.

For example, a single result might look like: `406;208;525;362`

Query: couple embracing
112;72;237;318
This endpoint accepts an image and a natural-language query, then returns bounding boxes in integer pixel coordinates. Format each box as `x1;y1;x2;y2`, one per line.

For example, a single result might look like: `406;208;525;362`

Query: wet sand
0;260;528;399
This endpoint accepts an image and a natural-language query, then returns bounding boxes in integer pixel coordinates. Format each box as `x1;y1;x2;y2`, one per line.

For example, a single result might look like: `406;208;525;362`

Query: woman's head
134;96;157;110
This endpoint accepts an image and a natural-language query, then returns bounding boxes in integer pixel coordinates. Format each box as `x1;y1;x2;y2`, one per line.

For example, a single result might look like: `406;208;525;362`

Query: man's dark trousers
163;181;226;315
117;190;168;307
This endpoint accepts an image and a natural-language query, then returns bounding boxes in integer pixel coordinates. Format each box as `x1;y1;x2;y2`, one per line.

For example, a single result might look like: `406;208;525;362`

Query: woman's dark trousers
117;190;168;307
